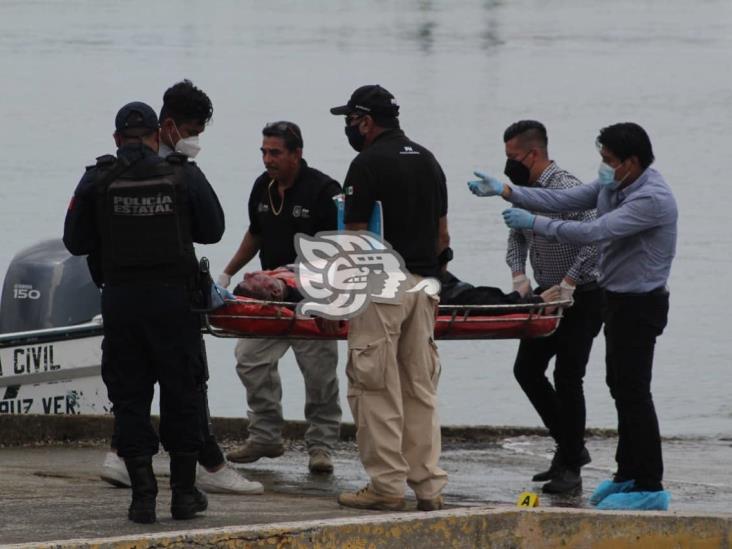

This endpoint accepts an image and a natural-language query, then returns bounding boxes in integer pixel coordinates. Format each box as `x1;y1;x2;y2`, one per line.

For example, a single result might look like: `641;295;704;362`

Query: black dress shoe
542;467;582;494
533;446;591;482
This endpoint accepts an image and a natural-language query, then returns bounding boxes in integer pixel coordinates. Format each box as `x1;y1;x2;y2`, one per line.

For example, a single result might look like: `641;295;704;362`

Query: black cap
115;101;160;136
330;85;400;117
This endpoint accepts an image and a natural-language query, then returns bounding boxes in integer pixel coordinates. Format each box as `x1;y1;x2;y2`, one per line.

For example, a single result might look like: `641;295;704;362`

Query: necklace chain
267;179;283;216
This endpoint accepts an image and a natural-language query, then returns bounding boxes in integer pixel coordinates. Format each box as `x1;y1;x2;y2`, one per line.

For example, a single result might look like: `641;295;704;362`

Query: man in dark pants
100;80;262;496
473;122;677;511
469;120;602;494
63;101;225;523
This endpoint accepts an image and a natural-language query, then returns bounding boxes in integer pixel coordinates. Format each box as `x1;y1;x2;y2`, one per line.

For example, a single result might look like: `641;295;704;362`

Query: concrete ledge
12;507;732;549
0;414;616;446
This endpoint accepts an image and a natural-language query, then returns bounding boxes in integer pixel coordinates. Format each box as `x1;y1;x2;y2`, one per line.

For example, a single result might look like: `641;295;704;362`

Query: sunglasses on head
264;121;302;146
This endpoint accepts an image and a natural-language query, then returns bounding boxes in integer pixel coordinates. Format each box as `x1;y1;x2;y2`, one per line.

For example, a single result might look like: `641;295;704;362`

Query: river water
1;0;730;437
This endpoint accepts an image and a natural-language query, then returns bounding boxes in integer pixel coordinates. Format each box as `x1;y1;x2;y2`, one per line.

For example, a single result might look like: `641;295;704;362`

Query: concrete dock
1;415;731;547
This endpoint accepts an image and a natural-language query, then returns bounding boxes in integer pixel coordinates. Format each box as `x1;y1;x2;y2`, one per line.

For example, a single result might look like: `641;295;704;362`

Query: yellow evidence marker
516;491;539;508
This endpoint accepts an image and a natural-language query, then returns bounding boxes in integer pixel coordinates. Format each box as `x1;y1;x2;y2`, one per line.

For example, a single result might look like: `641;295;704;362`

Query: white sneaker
100;451;130;487
196;463;264;495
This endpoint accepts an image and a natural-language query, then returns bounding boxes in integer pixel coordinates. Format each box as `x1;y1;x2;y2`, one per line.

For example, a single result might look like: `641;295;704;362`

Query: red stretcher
205;297;565;340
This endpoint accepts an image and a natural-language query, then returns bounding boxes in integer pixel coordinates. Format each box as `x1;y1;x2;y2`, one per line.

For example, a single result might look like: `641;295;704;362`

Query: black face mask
504;158;531;186
345;124;366;152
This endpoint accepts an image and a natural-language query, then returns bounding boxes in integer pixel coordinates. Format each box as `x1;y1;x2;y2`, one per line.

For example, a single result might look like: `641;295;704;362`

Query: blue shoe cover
589;479;635;506
596;490;670;511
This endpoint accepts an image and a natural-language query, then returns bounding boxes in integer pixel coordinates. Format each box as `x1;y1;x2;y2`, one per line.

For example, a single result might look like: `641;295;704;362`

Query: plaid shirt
506;162;599;288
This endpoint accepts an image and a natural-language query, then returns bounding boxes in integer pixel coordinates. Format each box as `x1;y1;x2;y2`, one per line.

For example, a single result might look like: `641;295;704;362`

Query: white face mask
171;121;202;158
175;135;201;158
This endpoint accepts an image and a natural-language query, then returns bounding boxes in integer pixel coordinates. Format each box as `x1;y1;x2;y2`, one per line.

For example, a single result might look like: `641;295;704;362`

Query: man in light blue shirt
468;122;677;511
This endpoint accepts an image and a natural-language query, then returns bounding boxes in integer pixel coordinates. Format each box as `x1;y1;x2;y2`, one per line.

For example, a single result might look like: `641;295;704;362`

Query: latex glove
209;284;230;310
467;171;504;197
541;285;562;315
214;283;236;301
559;279;576;307
217;272;232;289
512;273;531;297
540;285;561;303
502;208;536;230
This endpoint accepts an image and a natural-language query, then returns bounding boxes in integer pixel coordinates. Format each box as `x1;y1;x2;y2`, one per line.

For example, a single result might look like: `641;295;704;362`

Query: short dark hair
159;79;213;126
262;121;303;151
596;122;655;169
503;120;548;149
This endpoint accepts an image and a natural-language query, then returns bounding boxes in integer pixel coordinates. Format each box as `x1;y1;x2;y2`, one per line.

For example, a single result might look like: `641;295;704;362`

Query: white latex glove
559;279;576;306
217;272;232;289
512;273;531;297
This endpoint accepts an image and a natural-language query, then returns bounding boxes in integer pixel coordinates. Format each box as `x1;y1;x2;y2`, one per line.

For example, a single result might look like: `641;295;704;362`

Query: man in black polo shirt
330;86;449;511
218;122;342;474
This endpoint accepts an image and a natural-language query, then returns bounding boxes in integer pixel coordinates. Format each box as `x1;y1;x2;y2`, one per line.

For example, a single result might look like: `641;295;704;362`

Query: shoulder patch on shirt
86;154;115;171
399;146;420;155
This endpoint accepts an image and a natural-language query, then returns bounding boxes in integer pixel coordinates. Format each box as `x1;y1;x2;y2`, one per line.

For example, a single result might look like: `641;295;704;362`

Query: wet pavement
229;435;732;513
1;434;730;545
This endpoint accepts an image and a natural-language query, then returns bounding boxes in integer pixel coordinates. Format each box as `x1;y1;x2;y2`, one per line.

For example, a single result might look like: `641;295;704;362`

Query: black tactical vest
96;155;197;286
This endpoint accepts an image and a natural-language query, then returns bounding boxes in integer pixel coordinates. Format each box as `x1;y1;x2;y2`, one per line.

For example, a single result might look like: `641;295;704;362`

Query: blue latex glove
210;283;235;310
502;208;536;230
467;171;504;197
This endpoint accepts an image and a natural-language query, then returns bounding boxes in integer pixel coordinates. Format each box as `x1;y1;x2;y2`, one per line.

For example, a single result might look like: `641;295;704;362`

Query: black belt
605;286;669;298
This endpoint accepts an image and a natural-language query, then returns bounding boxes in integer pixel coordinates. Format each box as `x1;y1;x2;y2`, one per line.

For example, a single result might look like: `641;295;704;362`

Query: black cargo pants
101;285;205;458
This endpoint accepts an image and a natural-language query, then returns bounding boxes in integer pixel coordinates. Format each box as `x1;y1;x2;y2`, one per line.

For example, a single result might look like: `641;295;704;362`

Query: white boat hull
0;323;109;415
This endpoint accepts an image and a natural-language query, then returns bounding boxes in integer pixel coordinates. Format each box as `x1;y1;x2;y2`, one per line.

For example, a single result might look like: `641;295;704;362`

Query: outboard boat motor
0;239;100;333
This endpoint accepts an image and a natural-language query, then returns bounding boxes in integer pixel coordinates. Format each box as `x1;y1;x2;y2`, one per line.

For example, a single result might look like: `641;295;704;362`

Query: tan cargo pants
347;274;447;499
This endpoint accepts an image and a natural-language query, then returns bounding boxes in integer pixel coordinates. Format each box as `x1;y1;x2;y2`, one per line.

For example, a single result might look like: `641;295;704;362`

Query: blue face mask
598;162;620;190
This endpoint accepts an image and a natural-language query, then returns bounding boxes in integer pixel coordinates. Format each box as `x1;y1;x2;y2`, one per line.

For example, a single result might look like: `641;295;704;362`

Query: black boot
170;452;207;520
542;467;582;494
533;446;591;482
124;456;158;524
532;447;563;482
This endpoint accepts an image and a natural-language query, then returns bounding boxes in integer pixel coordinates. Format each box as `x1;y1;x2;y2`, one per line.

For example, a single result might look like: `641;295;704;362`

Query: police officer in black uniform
63;101;225;523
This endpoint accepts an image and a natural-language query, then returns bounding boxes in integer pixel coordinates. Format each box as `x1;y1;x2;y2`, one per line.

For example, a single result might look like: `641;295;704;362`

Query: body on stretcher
205;296;566;341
